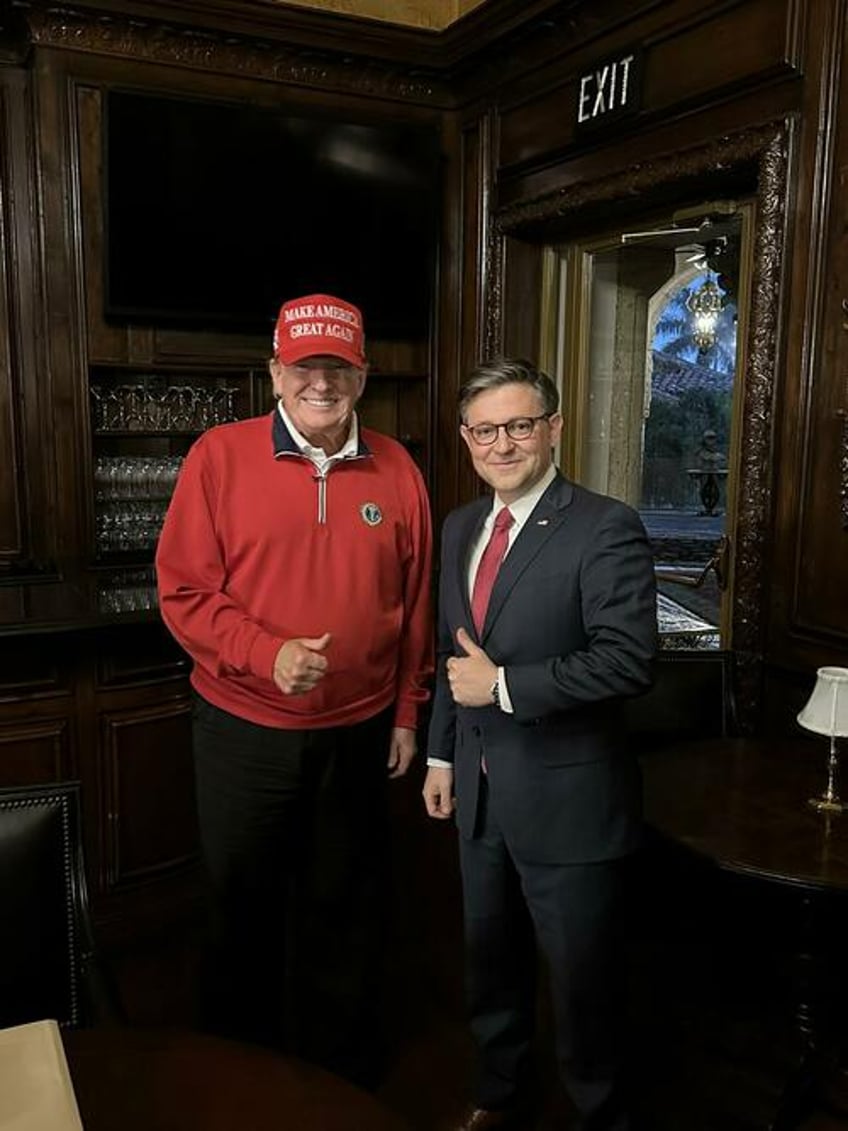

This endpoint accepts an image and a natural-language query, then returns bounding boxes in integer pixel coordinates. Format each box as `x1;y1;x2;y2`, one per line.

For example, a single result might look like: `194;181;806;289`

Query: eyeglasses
463;414;551;446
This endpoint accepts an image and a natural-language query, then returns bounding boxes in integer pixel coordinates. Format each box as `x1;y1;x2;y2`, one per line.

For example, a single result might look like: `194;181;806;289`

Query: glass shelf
87;369;249;574
90;380;239;432
93;455;183;501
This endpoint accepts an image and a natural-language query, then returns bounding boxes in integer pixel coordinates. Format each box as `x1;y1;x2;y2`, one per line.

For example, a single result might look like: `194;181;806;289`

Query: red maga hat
273;294;366;367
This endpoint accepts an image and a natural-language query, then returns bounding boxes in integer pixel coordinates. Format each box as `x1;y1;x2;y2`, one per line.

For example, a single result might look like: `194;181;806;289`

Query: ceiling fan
620;224;704;243
620;201;740;245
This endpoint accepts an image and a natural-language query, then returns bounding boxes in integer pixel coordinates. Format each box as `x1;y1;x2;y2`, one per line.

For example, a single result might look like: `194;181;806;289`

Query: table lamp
797;666;848;814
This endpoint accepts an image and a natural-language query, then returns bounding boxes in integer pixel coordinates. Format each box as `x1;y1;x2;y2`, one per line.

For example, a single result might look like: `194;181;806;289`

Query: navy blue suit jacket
427;473;658;865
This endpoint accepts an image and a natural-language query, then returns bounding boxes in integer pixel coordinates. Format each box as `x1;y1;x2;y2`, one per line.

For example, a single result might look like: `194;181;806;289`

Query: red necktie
471;507;514;636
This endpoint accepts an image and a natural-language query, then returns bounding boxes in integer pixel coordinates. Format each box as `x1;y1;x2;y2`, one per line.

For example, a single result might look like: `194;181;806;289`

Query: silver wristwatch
490;678;501;709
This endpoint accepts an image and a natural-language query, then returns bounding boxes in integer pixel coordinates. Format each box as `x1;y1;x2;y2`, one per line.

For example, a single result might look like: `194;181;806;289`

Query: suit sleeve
504;502;657;722
424;517;460;763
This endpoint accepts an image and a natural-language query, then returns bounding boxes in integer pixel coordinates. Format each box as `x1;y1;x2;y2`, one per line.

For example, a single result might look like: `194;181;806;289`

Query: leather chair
625;650;735;751
0;781;117;1029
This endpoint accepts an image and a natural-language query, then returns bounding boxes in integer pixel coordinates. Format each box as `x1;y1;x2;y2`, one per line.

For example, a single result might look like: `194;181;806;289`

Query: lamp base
807;795;846;814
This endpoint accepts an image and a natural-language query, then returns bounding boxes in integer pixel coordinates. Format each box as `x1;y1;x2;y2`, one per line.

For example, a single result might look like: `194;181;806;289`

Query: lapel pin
536;519;550;526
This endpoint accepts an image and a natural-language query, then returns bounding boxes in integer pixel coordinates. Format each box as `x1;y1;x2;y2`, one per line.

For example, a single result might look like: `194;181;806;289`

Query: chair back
626;650;735;751
0;781;98;1029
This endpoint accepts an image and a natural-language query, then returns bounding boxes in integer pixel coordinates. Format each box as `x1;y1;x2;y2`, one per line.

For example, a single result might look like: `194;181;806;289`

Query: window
543;203;752;649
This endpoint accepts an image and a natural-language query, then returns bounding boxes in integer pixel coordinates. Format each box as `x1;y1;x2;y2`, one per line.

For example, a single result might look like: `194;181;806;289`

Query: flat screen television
104;90;441;338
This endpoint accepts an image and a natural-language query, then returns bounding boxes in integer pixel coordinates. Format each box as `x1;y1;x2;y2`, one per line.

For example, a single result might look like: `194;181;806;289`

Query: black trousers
460;777;631;1131
191;693;393;1087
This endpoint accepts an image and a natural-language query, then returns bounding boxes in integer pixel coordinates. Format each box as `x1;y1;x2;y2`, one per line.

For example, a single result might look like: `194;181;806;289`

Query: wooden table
642;737;848;889
63;1027;410;1131
642;737;848;1131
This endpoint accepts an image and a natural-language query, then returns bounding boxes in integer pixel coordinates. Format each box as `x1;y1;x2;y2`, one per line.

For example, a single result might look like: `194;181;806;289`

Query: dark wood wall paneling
433;110;492;518
494;0;801;207
496;0;795;174
0;82;22;564
430;110;470;526
0;65;56;581
766;0;848;711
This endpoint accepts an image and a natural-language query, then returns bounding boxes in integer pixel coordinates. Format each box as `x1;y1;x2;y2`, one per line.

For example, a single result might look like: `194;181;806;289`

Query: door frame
486;122;791;731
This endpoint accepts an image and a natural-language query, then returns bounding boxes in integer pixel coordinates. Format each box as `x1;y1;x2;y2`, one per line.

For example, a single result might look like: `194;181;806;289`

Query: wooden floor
111;774;848;1131
373;784;848;1131
376;897;848;1131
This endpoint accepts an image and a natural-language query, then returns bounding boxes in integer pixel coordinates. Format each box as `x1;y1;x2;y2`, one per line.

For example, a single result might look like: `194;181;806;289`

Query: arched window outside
548;208;749;649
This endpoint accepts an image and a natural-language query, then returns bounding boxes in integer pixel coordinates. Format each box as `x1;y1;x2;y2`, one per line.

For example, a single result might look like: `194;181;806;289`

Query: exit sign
575;50;642;131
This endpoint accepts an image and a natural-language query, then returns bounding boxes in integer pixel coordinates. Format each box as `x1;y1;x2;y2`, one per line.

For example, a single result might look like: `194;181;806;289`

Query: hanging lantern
687;277;724;351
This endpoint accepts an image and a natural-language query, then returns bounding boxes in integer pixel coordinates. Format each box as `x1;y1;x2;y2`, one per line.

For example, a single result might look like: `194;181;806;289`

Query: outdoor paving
640;508;725;540
640;510;725;642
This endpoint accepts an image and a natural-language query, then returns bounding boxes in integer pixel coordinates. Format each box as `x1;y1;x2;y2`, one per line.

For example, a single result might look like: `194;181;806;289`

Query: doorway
542;201;753;650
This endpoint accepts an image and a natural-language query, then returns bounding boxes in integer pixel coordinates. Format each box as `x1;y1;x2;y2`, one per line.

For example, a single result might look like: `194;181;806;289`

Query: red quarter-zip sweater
156;411;433;729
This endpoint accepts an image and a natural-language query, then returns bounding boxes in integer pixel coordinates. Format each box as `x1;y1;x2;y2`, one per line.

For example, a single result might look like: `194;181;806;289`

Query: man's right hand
422;766;455;819
273;633;331;695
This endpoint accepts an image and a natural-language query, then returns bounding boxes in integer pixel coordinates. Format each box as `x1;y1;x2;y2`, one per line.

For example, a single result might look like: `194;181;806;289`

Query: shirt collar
276;401;360;461
490;464;557;527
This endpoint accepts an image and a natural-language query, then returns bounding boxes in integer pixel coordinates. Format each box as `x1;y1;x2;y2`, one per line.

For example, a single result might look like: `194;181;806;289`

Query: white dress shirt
277;401;360;468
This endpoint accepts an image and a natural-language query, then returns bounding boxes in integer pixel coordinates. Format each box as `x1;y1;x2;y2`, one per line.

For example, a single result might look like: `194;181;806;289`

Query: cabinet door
0;716;75;785
0;639;75;785
97;697;198;893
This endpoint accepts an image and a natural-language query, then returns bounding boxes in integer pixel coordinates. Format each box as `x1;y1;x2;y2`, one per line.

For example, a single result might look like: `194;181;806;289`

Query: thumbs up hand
273;633;331;695
445;627;498;707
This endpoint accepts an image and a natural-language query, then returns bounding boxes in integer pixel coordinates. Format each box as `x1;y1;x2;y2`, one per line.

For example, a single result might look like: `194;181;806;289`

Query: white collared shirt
466;464;558;597
277;401;359;470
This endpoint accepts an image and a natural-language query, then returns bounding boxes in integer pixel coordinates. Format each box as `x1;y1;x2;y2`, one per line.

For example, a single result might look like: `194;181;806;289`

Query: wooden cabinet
87;364;265;613
0;624;196;940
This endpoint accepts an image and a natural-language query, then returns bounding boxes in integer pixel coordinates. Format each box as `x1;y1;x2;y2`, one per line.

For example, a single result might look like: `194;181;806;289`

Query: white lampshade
798;666;848;738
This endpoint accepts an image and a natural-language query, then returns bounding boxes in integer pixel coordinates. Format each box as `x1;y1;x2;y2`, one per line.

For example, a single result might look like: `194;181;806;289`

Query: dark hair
459;357;560;422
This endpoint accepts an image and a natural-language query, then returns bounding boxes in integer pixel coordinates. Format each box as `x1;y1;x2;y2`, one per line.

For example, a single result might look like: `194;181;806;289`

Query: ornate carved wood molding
494;125;783;236
840;410;848;529
485;122;790;731
12;0;569;69
22;5;448;103
732;128;787;729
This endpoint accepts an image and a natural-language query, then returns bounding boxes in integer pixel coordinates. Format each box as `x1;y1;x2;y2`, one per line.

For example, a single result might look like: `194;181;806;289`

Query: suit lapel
453;500;489;635
482;475;574;639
